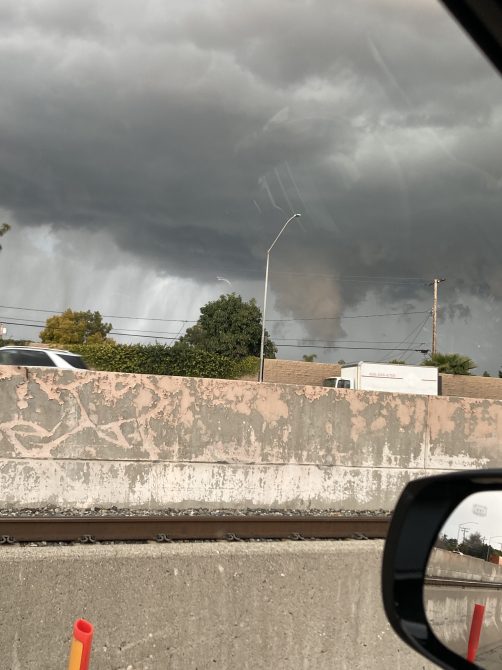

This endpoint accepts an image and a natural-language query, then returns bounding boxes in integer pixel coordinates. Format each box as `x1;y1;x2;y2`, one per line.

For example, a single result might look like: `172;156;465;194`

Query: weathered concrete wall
427;548;502;583
1;366;502;509
0;540;436;670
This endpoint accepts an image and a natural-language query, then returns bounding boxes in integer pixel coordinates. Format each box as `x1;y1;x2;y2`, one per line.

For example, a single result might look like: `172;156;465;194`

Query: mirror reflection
425;491;502;668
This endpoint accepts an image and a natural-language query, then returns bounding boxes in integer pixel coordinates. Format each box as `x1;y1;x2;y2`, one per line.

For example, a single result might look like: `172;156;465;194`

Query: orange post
67;619;94;670
467;604;485;662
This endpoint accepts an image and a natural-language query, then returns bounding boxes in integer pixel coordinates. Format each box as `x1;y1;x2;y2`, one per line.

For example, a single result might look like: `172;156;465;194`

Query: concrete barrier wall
2;366;502;509
425;550;502;658
425;582;502;659
427;548;502;583
0;540;436;670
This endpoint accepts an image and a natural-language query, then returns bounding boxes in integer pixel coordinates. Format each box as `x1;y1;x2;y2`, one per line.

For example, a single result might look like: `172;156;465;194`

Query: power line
268;310;429;322
275;337;427;345
278;344;430;352
0;305;431;325
268;273;426;284
0;305;197;324
216;269;427;283
100;327;185;336
0;317;428;350
0;320;185;342
378;314;431;363
0;319;45;327
402;316;432;363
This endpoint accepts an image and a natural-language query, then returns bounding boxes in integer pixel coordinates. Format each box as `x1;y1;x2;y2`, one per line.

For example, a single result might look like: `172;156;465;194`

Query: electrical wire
278;344;429;352
379;314;432;363
0;305;197;324
274;337;424;345
267;310;429;322
0;319;185;342
0;305;430;325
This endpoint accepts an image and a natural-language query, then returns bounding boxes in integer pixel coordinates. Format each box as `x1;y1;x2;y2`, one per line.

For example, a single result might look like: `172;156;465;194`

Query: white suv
0;346;88;370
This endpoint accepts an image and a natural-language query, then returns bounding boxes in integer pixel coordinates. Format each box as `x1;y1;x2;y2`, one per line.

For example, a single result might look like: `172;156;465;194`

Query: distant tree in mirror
40;309;113;344
302;354;317;362
459;531;488;560
435;534;458;552
421;352;476;375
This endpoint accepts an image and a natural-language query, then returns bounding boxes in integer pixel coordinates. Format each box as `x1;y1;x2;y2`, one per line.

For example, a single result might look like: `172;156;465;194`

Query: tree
389;359;406;365
177;293;277;359
302;354;317;362
435;533;458;552
421;352;476;375
0;223;10;251
40;309;113;344
459;531;488;560
483;371;491;377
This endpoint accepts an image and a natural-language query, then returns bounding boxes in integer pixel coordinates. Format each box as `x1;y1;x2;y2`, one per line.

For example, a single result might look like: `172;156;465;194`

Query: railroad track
0;515;390;544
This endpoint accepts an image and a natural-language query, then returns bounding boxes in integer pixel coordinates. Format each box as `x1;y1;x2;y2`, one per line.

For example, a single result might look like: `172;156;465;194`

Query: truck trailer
323;361;438;396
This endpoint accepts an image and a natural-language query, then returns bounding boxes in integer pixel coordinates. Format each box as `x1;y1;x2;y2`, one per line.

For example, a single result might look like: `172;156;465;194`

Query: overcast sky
0;0;501;371
439;491;502;546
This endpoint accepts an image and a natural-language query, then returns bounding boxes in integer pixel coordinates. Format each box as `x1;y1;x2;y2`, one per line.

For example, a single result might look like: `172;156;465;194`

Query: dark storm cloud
0;0;501;341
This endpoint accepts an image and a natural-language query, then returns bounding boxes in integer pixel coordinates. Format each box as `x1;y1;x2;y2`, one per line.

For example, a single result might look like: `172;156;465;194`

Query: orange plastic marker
67;619;94;670
466;603;485;662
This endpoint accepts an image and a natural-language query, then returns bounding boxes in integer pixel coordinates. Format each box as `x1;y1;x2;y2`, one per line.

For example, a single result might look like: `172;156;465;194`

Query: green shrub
63;342;243;379
233;356;260;379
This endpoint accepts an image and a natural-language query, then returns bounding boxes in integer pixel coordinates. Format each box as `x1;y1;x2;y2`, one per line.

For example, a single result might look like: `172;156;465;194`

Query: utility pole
429;278;446;355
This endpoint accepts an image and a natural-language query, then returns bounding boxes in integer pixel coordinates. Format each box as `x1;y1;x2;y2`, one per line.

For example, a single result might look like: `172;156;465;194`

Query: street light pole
259;213;301;382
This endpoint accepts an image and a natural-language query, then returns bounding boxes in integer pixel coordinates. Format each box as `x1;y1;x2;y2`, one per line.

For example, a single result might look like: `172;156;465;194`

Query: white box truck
323;361;438;396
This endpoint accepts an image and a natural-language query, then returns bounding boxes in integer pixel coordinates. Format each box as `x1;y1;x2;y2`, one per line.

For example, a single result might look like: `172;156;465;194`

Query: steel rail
0;515;390;544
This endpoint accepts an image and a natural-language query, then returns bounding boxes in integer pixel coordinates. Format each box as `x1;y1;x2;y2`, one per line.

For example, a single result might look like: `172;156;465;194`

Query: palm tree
421;352;476;375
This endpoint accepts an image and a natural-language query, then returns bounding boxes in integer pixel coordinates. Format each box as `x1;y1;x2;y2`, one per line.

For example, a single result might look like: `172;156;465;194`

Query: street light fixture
259;213;302;382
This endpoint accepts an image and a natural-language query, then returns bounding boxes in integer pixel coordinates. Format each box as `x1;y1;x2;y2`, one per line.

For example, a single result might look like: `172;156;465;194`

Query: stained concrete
0;540;436;670
427;548;502;584
1;366;501;509
425;584;502;660
0;458;436;510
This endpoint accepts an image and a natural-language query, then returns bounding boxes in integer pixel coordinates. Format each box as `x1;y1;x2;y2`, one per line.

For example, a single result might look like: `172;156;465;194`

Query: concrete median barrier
0;540;436;670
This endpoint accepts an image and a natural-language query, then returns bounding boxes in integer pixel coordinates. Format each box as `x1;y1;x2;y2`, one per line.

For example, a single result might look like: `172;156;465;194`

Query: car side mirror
382;470;502;670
